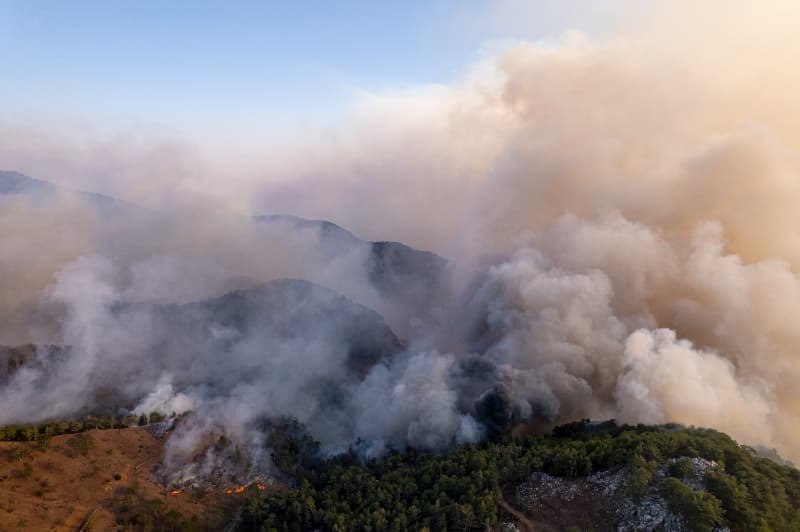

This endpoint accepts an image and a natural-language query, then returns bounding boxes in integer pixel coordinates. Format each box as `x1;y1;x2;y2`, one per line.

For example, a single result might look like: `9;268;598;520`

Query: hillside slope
240;421;800;531
1;420;797;531
0;427;245;531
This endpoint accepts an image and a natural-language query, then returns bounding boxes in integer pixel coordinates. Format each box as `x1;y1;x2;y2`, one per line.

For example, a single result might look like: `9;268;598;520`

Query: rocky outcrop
513;457;728;531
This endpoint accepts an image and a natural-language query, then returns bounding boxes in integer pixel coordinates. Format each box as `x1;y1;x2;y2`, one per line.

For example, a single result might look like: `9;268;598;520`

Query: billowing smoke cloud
2;0;800;477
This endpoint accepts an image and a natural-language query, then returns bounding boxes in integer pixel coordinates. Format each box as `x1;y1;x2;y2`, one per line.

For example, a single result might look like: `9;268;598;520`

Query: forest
0;413;165;444
242;420;800;532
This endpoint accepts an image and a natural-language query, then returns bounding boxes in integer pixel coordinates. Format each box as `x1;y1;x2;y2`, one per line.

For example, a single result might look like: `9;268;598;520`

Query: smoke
463;217;793;455
133;374;194;417
2;0;800;474
616;329;774;442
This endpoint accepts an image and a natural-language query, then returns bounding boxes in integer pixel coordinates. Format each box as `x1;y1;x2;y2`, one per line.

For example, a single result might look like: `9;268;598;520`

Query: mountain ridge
0;169;138;213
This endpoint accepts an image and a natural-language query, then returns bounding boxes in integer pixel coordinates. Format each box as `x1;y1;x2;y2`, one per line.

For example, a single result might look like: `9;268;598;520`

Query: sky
0;1;627;137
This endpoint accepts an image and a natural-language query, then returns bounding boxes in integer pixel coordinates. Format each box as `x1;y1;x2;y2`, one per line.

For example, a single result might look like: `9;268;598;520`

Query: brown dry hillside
0;427;246;531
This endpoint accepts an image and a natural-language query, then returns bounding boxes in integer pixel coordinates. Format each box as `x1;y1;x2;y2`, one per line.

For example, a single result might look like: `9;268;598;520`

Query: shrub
668;457;695;479
660;477;725;532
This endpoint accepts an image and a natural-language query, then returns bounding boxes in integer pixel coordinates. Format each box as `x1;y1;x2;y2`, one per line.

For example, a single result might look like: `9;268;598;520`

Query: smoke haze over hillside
1;0;800;471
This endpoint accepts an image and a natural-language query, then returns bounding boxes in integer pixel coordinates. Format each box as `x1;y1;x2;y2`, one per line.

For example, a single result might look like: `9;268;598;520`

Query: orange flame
257;483;265;491
225;485;246;494
168;489;183;495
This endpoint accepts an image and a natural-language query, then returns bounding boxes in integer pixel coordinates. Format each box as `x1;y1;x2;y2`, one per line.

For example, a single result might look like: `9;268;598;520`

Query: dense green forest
0;413;167;443
241;420;800;532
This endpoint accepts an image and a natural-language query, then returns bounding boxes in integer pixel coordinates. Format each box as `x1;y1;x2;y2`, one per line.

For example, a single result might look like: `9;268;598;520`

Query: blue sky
0;1;620;134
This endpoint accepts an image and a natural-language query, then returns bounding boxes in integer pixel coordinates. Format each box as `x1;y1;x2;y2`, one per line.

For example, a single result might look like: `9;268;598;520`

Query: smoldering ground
2;0;800;476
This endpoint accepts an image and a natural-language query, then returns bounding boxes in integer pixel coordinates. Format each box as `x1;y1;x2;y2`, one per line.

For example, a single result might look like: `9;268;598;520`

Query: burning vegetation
224;483;267;495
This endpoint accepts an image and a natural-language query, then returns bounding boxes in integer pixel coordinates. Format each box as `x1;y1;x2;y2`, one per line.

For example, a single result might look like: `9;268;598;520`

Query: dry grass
0;427;240;531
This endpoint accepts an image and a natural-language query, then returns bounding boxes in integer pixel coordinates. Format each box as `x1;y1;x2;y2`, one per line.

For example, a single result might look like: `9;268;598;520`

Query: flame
223;482;265;494
168;489;183;495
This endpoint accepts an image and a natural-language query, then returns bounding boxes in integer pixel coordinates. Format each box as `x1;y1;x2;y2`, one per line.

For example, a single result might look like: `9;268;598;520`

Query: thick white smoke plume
2;1;800;476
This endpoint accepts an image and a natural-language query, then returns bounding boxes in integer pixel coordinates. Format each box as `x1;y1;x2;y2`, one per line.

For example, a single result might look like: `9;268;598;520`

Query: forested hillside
241;421;800;532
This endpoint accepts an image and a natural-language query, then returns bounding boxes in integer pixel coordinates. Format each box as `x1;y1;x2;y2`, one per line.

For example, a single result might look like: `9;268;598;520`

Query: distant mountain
255;214;450;320
367;239;447;300
2;170;450;332
150;278;404;378
2;173;450;309
0;169;134;214
254;214;361;246
0;170;57;195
